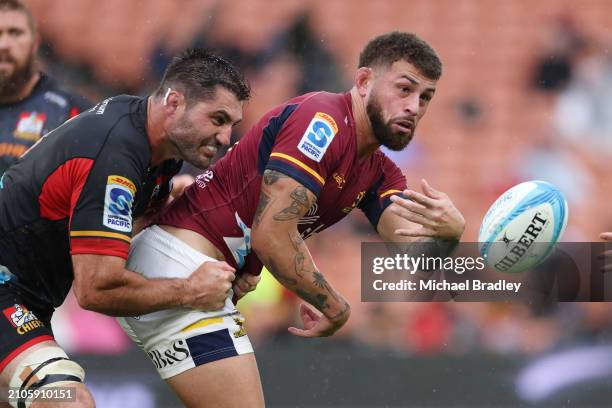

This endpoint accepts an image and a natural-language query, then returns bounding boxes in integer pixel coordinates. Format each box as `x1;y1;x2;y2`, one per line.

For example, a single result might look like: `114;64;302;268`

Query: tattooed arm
251;170;350;337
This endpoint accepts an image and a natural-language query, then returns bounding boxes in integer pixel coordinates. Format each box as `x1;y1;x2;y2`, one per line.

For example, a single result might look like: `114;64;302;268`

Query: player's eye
400;86;412;94
420;94;432;102
8;28;23;37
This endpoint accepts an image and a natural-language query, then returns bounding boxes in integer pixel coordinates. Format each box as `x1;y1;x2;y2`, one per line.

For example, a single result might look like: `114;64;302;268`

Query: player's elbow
251;226;282;258
73;276;108;312
73;285;102;311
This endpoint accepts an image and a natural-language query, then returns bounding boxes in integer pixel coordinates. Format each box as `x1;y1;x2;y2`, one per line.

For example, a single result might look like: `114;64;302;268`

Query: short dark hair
155;48;250;103
358;31;442;80
0;0;36;35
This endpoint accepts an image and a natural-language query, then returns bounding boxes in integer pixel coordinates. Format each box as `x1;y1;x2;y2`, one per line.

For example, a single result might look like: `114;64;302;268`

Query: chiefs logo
3;304;44;335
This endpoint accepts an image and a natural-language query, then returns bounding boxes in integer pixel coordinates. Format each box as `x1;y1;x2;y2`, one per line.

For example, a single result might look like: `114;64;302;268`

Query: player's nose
216;126;232;146
403;93;419;115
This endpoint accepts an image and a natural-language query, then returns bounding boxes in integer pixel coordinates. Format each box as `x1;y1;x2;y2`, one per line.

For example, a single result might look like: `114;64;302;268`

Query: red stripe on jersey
70;237;129;259
39;158;94;221
0;335;54;373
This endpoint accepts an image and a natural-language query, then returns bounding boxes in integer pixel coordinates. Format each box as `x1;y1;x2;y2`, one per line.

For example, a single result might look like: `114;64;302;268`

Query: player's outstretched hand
389;179;465;239
233;272;261;300
288;303;349;338
185;261;236;311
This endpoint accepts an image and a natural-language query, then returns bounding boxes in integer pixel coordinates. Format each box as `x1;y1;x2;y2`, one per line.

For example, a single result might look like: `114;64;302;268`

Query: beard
366;92;414;151
167;118;216;169
0;49;36;101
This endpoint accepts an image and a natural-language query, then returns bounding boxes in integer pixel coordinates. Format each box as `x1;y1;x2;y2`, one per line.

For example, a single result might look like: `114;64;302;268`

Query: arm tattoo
288;231;306;277
328;301;351;321
273;187;311;221
312;270;340;302
263;169;288;185
265;256;298;287
253;190;271;228
296;289;329;311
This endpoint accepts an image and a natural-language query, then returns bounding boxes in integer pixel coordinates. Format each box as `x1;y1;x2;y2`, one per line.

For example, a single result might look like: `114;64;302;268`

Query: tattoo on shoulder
263;170;288;185
273;187;311;221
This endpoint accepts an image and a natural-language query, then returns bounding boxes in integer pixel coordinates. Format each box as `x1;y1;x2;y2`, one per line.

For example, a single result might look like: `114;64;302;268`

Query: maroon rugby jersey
156;92;407;275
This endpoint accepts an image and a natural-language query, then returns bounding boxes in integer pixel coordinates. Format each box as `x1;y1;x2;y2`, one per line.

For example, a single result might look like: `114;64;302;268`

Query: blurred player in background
0;0;90;174
0;49;252;408
118;31;465;408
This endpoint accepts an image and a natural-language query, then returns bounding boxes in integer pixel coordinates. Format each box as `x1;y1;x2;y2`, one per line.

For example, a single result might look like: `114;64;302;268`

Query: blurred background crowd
18;0;612;405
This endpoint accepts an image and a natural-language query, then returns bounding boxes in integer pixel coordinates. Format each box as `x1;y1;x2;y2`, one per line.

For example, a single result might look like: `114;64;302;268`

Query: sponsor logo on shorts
147;339;191;370
103;175;136;233
233;317;247;338
297;112;338;162
3;304;44;335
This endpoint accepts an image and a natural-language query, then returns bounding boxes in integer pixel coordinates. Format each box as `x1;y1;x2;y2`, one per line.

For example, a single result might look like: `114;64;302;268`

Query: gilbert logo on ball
478;181;568;273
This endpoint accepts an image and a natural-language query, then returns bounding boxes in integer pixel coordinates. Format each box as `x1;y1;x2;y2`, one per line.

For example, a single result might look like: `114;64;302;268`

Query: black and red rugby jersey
0;95;181;308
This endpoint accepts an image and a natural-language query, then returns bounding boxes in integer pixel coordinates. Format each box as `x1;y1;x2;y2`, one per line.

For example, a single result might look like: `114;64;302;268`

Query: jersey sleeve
357;153;407;229
68;127;146;259
265;95;345;196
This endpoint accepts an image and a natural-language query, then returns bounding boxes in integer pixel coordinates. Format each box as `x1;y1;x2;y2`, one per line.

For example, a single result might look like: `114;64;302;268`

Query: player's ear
163;89;185;114
355;67;373;97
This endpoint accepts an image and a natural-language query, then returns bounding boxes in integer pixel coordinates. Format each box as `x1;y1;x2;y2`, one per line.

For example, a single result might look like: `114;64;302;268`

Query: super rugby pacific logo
103;175;136;233
297;112;338;162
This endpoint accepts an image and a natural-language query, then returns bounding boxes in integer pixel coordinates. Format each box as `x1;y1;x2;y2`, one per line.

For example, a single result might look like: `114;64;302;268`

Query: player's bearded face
167;89;242;169
167;111;218;169
0;18;36;99
366;88;414;151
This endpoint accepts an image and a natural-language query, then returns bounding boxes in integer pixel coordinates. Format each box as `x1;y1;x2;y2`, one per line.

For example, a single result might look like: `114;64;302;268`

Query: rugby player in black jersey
0;0;90;174
0;49;254;408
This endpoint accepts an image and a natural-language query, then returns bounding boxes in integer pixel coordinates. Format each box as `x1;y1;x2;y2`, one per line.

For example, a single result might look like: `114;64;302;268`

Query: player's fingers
388;205;435;227
389;197;429;216
235;278;251;292
219;262;236;272
288;326;317;338
401;189;436;208
233;284;244;299
600;232;612;241
597;249;612;259
394;227;436;238
602;263;612;273
421;179;444;199
244;273;261;287
300;303;320;323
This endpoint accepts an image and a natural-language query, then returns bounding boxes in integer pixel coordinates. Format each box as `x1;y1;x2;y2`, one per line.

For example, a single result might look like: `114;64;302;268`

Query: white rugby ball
478;181;568;273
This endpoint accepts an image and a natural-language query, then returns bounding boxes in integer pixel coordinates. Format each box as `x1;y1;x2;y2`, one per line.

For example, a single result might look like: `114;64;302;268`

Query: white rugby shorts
116;225;253;380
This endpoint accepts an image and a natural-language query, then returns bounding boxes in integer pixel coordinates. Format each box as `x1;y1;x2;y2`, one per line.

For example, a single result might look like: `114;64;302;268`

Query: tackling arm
72;254;235;316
